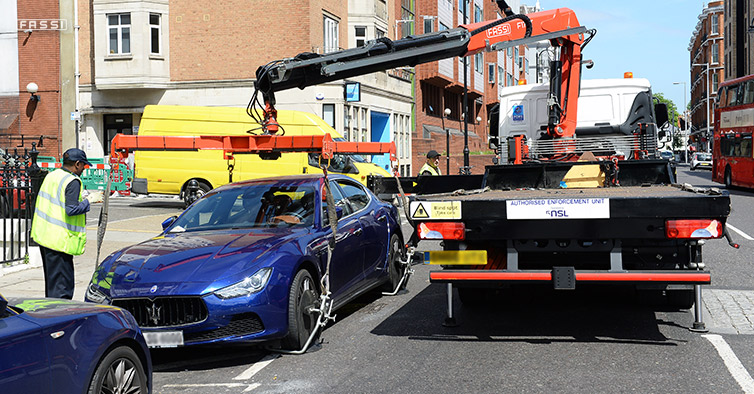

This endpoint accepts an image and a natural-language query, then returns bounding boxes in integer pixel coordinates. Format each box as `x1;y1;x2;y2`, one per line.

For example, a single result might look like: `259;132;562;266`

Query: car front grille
184;312;265;343
112;297;208;328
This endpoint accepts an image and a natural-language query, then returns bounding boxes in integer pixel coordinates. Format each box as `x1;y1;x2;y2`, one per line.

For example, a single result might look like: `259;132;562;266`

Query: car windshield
168;183;317;232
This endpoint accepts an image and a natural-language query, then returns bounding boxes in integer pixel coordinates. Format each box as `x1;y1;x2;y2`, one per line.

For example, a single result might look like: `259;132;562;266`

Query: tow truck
246;2;733;331
109;2;732;332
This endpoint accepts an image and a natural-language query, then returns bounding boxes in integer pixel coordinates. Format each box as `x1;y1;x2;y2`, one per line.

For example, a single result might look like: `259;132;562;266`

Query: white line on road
727;224;754;241
233;354;278;380
703;334;754;393
163;383;257;390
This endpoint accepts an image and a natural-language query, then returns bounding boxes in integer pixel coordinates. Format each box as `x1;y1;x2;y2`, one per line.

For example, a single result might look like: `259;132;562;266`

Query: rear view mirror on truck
654;103;669;129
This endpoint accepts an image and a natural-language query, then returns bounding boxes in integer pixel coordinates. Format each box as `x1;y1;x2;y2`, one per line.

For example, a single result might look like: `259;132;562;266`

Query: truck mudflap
428;270;711;285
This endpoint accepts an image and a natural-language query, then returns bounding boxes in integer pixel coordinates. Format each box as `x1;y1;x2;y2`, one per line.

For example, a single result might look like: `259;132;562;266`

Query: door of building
103;114;133;155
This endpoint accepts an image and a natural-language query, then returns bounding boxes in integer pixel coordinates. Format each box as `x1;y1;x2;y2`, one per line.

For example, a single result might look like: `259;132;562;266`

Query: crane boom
253;7;590;139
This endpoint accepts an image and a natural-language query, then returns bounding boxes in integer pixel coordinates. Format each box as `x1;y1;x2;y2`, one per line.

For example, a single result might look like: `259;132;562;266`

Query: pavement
0;213;167;301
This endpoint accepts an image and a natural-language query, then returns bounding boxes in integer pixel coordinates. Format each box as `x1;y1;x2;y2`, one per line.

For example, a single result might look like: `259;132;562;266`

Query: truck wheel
724;167;733;188
282;269;320;350
667;290;695;309
87;345;148;394
380;234;403;292
183;180;211;208
458;288;488;306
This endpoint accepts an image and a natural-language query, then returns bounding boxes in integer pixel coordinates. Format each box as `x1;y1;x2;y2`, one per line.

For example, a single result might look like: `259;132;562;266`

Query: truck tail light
666;219;723;239
418;222;465;240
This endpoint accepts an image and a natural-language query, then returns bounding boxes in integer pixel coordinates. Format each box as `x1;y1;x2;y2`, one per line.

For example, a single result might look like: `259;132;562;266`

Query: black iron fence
0;143;45;265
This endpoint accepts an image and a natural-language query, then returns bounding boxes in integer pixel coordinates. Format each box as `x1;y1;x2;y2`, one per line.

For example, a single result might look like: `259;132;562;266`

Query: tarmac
0;213;168;301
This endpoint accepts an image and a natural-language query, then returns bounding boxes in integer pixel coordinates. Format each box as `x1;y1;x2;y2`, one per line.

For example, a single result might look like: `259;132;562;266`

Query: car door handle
354;228;363;236
377;216;387;223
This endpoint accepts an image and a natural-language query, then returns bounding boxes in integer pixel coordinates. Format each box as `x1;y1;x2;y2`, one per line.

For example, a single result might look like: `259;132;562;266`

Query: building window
507;72;513;86
474;4;483;23
712;73;719;92
439;22;449;31
323;104;335;128
712;43;719;64
459;0;469;23
108;13;131;54
488;63;495;83
498;65;504;86
711;15;718;34
149;13;161;54
355;26;366;47
506;47;511;58
423;16;435;33
324;16;339;53
376;28;386;39
514;47;519;68
475;53;483;73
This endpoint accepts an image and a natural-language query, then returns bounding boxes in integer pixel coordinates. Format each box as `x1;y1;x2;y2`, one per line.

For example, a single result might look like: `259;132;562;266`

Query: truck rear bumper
429;270;711;285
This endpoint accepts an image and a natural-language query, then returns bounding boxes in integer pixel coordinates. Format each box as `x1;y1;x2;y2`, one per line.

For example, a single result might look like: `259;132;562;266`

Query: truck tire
282;269;320;350
667;289;695;310
458;288;488;307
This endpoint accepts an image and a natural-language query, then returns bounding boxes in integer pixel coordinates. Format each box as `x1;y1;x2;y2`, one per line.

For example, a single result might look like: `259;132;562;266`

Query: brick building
689;1;724;152
0;0;77;158
78;0;414;174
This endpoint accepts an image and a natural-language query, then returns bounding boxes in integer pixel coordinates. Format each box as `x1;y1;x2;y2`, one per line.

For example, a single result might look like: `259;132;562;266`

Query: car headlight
85;283;111;304
214;267;272;299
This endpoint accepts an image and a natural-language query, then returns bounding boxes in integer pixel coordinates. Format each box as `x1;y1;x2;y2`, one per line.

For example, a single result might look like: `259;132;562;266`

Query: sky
554;0;709;112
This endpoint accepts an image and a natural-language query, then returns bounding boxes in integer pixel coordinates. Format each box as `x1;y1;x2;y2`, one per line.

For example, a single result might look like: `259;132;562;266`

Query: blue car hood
104;228;303;298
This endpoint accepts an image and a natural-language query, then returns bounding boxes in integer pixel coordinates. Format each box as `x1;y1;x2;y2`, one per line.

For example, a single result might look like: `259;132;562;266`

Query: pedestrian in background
30;148;104;299
419;150;442;176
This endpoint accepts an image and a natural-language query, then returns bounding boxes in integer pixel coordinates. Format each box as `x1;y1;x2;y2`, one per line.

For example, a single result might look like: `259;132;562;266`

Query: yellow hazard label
410;201;462;220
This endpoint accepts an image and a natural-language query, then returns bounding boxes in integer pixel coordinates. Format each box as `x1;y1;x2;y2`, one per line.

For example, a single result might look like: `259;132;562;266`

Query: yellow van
130;105;391;205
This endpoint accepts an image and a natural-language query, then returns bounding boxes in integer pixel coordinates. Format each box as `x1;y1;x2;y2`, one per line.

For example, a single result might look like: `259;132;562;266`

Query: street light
673;81;688;162
691;63;711;153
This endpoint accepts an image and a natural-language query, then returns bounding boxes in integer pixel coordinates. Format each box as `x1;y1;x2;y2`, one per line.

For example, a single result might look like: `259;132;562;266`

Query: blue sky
559;0;708;111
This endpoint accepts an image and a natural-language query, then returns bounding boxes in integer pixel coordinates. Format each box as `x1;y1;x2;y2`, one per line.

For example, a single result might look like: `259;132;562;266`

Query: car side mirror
335;206;344;219
654;103;669;129
161;216;178;231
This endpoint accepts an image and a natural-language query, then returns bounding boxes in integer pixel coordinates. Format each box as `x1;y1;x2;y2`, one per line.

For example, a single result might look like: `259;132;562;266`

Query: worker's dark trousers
40;245;74;299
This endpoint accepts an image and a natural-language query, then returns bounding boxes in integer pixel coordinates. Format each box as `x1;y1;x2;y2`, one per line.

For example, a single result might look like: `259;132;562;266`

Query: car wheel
183;180;211;208
87;345;148;394
282;269;320;350
690;165;695;171
725;166;733;188
380;234;403;292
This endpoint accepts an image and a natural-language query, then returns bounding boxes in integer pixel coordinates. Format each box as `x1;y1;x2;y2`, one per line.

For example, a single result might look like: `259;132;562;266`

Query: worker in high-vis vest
31;148;104;299
419;150;442;176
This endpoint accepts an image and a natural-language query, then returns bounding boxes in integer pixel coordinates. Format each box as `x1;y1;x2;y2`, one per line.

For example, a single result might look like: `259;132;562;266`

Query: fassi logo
18;19;68;31
486;24;511;38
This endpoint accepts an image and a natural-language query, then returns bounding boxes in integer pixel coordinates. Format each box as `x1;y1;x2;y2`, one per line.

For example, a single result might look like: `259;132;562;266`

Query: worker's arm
65;180;90;216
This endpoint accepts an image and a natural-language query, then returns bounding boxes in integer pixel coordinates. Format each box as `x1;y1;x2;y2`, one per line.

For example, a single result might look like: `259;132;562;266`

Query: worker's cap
63;148;92;166
427;150;441;159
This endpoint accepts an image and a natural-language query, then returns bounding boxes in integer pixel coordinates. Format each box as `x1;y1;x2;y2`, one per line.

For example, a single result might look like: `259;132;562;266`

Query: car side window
336;180;370;212
322;181;351;226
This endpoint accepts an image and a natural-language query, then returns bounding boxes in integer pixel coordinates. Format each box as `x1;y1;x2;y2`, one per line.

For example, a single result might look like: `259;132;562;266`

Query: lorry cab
130;105;390;205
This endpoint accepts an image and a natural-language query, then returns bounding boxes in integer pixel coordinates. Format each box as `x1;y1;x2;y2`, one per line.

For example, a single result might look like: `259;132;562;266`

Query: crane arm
253;7;589;138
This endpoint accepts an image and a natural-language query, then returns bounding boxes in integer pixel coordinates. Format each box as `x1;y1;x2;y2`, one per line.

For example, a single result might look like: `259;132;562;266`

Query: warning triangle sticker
412;203;430;219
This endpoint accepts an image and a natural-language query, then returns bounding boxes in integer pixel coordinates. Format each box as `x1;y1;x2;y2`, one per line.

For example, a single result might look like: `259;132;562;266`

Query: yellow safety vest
31;169;86;255
419;162;441;176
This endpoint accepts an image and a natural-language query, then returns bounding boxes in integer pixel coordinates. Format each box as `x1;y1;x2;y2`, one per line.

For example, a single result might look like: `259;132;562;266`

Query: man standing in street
419;150;442;176
30;148;103;299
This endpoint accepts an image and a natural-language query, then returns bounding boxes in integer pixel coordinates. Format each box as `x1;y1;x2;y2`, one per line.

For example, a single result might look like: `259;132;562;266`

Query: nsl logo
486;21;526;39
18;19;68;31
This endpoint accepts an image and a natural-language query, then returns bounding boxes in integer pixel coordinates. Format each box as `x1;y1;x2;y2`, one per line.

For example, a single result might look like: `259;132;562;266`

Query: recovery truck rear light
665;219;723;239
418;222;465;240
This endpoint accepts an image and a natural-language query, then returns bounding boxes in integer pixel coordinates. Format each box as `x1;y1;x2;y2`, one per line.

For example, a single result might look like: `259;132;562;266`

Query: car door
335;180;388;282
0;304;51;394
322;180;366;299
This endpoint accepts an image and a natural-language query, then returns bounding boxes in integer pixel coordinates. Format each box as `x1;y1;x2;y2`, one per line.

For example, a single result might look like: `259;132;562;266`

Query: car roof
214;173;355;192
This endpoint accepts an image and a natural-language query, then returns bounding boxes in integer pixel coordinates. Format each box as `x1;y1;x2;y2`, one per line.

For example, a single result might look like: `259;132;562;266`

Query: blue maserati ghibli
86;174;405;350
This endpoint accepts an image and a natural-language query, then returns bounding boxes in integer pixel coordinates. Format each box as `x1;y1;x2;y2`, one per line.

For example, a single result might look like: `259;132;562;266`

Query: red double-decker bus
713;74;754;188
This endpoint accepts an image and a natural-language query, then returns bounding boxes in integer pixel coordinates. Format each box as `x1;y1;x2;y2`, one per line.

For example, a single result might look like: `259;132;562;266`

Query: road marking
233;354;278;380
726;224;754;241
163;383;257;390
702;334;754;392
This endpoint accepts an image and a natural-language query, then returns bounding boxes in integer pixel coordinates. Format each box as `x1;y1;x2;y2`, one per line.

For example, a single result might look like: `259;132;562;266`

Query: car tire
690;165;695;171
87;345;148;394
282;269;320;350
183;180;211;208
380;234;403;292
725;167;733;189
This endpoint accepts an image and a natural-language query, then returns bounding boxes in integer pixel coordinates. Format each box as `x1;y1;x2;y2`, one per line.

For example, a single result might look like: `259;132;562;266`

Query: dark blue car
86;174;404;350
0;293;151;393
